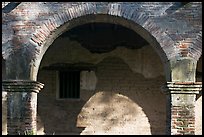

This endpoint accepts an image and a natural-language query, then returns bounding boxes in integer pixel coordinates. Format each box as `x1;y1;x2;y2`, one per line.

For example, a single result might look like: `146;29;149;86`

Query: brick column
162;82;202;135
2;80;44;135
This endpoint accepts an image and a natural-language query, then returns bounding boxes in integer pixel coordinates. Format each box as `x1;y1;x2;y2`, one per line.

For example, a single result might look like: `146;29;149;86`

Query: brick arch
190;31;202;61
29;3;172;80
33;14;168;58
31;3;171;54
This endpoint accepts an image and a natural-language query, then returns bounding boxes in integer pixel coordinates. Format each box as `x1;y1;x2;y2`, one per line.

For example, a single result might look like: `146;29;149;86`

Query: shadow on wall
78;57;167;135
37;56;166;135
37;93;86;135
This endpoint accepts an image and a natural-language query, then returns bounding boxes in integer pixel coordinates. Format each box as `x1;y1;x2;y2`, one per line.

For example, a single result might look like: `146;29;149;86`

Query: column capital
162;82;202;94
2;80;44;93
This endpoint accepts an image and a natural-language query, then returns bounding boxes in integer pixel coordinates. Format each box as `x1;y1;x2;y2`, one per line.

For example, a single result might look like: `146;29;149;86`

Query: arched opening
2;57;7;135
2;2;202;135
196;55;202;82
37;22;166;135
32;14;168;81
195;55;202;135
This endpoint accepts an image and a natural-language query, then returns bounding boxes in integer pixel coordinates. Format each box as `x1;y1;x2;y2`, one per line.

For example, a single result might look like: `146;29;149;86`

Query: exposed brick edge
29;3;172;60
188;31;202;61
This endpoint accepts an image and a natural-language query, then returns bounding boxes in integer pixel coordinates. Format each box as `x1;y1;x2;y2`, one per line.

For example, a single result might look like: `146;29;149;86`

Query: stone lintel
162;82;202;94
2;80;44;93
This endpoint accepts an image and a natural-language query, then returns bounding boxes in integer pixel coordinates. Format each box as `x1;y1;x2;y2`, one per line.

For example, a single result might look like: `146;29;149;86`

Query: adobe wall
36;37;166;135
2;2;202;135
2;37;202;135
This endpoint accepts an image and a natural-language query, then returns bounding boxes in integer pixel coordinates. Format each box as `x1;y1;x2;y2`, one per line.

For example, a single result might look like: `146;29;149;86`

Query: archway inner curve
36;17;166;135
33;14;167;81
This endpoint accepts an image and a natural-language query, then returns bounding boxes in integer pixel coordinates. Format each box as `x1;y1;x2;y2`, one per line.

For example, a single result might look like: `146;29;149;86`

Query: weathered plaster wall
2;3;202;80
2;93;7;135
2;38;202;135
2;2;202;135
195;57;202;135
39;37;164;78
2;59;7;135
36;37;167;135
195;94;202;135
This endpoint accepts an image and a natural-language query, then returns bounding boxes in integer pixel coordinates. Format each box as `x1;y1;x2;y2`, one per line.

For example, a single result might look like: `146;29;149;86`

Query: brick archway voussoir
29;3;178;80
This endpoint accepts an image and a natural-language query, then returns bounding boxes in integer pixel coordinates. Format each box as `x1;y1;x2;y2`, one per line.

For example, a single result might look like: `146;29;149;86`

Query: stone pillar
2;80;44;135
162;82;202;135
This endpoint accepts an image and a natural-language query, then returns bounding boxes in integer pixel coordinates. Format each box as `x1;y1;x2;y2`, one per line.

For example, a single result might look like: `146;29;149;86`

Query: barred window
58;71;80;99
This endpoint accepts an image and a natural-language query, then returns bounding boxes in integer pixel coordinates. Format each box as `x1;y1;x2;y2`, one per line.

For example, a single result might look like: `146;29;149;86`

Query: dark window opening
59;71;80;99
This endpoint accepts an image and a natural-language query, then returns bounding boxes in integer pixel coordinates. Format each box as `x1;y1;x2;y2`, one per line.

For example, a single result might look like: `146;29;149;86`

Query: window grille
59;71;80;99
